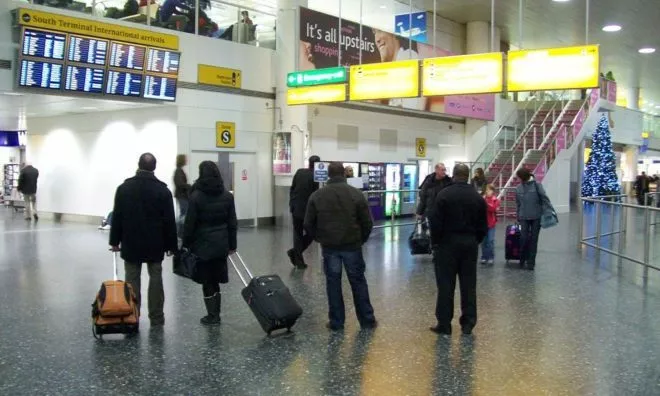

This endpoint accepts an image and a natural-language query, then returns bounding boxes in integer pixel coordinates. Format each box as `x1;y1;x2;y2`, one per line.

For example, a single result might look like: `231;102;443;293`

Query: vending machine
401;163;418;215
384;163;402;217
367;163;386;220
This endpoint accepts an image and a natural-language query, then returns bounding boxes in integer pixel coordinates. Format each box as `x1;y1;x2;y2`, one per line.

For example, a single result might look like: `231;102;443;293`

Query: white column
465;22;500;162
627;87;640;110
276;0;309;184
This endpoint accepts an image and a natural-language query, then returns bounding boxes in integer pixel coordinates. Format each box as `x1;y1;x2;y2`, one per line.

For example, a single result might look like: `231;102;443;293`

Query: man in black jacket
429;163;487;336
18;163;39;221
110;153;178;326
287;155;320;269
304;162;377;331
417;162;452;220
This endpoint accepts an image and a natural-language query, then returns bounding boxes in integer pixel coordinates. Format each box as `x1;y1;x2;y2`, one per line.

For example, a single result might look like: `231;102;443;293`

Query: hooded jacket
182;174;237;260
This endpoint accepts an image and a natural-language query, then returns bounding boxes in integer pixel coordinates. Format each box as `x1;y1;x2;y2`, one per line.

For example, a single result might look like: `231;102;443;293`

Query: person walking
18;163;39;221
173;154;191;217
481;184;500;266
515;168;551;270
288;155;321;269
417;162;452;221
182;161;237;326
429;164;487;336
634;172;650;205
304;162;377;331
109;153;178;326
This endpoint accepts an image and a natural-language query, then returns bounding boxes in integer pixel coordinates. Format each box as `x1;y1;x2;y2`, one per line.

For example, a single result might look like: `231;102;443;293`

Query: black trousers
433;235;478;330
292;216;313;256
520;219;541;266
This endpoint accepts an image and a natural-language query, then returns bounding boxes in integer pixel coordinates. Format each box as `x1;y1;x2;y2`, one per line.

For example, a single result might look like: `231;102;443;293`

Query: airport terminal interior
1;0;660;394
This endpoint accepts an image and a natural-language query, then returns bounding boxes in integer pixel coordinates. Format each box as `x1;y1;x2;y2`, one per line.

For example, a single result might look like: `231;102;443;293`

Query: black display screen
68;36;108;66
143;75;177;101
65;66;105;93
109;42;145;70
146;49;180;75
106;70;142;97
19;59;63;89
22;29;66;60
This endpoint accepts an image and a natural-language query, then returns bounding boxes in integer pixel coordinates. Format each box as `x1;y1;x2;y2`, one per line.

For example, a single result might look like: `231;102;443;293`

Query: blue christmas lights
581;114;621;198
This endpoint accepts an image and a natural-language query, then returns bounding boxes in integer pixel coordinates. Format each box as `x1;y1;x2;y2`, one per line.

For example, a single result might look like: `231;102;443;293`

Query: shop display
385;163;402;217
4;164;20;199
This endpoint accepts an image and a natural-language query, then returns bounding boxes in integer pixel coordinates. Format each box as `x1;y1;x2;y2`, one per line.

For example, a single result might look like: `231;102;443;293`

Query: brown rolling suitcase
91;253;140;338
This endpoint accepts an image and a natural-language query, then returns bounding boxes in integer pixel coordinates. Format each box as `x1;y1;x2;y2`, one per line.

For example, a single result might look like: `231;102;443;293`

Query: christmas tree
581;114;621;197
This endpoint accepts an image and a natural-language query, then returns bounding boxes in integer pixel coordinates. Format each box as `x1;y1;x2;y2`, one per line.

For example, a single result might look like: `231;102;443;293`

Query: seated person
160;0;189;31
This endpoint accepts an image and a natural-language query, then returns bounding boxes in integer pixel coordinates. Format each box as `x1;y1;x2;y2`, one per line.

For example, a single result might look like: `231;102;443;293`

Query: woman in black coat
182;161;237;326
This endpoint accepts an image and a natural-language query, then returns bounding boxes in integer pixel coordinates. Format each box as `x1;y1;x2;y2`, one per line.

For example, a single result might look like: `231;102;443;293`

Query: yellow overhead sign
422;53;503;96
287;84;347;105
216;121;236;148
17;8;179;50
349;60;419;101
415;138;426;158
198;64;242;89
507;45;599;92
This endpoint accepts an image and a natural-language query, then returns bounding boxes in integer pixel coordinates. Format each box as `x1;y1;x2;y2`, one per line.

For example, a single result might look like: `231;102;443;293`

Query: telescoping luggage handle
228;252;253;287
112;252;119;281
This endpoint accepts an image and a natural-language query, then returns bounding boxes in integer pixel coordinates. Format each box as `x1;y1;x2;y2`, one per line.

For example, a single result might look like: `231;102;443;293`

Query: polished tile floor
0;208;659;395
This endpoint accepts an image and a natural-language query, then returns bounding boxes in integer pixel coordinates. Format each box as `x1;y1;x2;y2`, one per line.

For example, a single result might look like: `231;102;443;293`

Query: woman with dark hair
183;161;237;325
515;167;550;270
472;168;487;194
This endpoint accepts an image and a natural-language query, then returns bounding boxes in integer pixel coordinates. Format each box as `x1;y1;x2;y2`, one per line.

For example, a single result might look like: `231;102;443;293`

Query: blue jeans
481;227;496;261
322;248;376;328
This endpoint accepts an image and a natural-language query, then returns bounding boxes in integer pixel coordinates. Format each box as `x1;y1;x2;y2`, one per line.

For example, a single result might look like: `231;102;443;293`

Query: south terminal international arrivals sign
16;8;179;50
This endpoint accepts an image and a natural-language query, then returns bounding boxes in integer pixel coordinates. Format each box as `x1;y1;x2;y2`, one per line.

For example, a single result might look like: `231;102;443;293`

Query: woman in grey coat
515;168;551;270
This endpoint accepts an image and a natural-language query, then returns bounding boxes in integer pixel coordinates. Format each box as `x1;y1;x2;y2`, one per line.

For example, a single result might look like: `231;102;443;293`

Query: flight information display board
143;75;177;101
109;42;146;70
65;66;105;93
68;35;108;66
106;70;142;97
146;49;180;75
22;29;66;60
19;59;63;89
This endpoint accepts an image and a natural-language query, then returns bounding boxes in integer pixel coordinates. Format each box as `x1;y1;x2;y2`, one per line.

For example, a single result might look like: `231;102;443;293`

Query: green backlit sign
287;67;347;88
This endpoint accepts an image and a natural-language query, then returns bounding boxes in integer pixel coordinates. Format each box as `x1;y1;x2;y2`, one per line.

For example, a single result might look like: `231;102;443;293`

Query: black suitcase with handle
229;252;303;335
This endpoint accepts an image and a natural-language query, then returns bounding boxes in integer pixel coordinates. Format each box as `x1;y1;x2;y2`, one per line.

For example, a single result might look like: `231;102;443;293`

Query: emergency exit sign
287;67;347;87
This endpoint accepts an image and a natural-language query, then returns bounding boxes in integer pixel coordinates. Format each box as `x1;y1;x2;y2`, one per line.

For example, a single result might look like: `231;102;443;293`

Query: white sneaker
487;260;495;266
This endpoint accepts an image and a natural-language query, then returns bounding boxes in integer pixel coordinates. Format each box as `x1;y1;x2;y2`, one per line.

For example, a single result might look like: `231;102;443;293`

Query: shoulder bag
535;182;558;229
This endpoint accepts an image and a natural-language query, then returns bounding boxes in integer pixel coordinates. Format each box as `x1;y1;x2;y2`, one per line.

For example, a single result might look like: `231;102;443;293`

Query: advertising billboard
298;7;495;121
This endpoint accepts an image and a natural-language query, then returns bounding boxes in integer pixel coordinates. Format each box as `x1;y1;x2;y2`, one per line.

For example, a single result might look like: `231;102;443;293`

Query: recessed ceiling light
380;5;386;8
639;47;656;54
82;106;98;110
602;25;622;32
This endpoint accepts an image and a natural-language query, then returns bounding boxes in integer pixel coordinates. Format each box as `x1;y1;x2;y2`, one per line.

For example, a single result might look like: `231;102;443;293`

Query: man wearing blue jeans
305;162;377;331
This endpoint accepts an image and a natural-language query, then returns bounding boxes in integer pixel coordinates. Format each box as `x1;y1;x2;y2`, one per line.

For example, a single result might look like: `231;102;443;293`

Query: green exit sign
287;67;347;88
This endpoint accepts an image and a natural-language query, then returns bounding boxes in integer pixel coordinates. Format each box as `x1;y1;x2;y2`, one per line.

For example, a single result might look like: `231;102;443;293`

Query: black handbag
173;249;202;284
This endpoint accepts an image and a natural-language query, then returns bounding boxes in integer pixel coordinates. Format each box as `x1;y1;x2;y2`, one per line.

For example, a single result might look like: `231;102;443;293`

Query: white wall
176;88;275;219
585;107;643;146
26;106;177;217
308;105;466;165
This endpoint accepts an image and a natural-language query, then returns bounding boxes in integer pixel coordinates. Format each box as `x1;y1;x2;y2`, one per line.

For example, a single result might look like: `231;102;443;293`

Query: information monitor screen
143;75;177;101
64;65;105;93
22;28;66;60
146;49;180;75
109;42;145;70
106;70;143;97
19;59;63;90
68;35;108;66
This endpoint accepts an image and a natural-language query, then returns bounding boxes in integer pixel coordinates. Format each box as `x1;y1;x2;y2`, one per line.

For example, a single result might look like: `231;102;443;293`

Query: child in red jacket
481;184;500;265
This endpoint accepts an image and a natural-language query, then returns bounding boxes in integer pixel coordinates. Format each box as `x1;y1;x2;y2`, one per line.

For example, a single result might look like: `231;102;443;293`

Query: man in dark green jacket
304;162;377;331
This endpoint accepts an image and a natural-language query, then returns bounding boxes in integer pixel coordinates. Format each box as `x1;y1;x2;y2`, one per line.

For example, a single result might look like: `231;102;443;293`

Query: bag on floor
408;220;431;255
229;252;303;335
505;224;521;262
91;253;139;338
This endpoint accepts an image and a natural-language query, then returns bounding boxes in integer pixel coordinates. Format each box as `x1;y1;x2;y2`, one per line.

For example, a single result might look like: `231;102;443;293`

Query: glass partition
27;0;277;49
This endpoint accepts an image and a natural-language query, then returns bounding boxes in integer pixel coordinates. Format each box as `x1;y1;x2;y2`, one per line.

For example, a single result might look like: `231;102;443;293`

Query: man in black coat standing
287;155;320;269
417;162;452;221
110;153;178;326
429;163;487;336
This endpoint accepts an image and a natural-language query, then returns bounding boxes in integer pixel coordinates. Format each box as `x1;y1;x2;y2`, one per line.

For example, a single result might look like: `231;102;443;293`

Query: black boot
201;293;221;326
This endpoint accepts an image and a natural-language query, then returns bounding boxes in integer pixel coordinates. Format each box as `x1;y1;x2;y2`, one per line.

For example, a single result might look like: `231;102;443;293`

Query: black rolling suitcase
408;220;431;255
229;252;303;335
